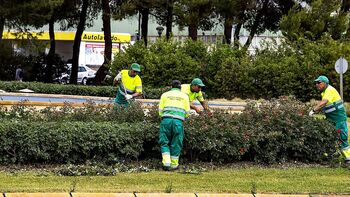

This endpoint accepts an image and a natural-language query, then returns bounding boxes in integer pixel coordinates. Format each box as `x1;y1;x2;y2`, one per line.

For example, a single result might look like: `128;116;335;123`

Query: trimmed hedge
0;121;149;164
0;81;166;99
0;98;338;164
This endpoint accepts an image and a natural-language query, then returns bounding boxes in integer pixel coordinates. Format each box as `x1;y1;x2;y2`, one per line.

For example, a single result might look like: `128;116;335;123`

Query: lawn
1;167;349;194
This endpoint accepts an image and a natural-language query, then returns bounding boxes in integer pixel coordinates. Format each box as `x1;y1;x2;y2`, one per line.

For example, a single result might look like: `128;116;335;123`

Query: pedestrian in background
159;80;190;171
15;64;23;81
309;75;350;165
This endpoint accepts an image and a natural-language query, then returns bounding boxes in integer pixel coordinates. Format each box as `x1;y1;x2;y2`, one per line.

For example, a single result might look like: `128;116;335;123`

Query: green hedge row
0;81;166;99
0;98;338;164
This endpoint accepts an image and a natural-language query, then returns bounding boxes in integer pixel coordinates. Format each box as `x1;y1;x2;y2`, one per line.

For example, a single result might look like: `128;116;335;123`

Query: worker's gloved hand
125;94;133;100
194;107;201;114
115;73;122;81
309;110;315;117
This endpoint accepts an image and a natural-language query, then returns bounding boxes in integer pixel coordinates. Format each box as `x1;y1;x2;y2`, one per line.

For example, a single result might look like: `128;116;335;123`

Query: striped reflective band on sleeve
324;100;344;113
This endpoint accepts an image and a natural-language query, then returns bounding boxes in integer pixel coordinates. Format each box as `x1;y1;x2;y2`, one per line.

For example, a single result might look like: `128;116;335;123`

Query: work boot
171;166;179;172
341;160;350;168
162;166;171;171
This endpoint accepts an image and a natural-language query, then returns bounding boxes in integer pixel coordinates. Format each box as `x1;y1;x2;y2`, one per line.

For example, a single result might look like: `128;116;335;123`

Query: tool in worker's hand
121;74;133;101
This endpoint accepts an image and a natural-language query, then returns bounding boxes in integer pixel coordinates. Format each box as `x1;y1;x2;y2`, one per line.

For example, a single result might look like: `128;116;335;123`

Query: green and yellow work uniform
115;70;142;107
181;84;205;103
321;85;350;162
159;88;190;169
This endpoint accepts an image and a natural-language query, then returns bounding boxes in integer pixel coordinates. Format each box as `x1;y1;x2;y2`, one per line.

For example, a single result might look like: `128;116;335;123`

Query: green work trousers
335;121;349;149
159;118;184;168
114;90;129;108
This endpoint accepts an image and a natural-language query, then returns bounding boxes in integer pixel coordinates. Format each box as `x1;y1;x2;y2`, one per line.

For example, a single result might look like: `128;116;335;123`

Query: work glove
193;106;201;114
125;94;133;100
309;110;315;117
115;73;122;81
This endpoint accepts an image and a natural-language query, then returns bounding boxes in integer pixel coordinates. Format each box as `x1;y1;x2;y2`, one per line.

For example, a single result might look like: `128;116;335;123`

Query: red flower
239;147;246;155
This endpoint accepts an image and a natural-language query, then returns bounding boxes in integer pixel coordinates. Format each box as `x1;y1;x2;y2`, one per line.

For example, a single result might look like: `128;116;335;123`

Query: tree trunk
244;0;268;49
94;0;112;85
233;22;242;49
70;0;88;85
188;23;197;41
244;20;259;49
46;16;56;83
141;8;149;47
224;15;233;44
341;0;350;12
165;0;173;40
0;17;5;42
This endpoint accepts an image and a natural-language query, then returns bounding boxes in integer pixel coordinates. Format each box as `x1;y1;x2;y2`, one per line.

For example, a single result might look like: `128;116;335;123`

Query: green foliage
3;35;350;102
0;120;149;164
0;81;117;97
185;97;337;164
280;0;347;41
241;97;337;163
0;100;147;123
204;45;250;99
174;0;215;32
0;42;26;81
0;81;165;99
0;97;338;164
111;38;205;87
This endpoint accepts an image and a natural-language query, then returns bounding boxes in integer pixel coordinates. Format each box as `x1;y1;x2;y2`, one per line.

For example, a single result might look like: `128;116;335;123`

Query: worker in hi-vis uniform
181;78;211;115
159;80;190;171
309;75;350;165
113;63;142;107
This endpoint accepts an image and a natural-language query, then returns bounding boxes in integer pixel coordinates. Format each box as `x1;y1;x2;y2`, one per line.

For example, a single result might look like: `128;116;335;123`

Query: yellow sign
2;31;131;43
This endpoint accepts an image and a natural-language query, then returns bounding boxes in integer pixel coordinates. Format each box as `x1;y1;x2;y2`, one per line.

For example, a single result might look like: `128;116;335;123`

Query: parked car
54;64;96;85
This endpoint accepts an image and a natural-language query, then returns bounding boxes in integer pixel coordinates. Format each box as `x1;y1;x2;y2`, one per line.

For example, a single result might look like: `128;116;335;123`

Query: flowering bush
0;97;338;164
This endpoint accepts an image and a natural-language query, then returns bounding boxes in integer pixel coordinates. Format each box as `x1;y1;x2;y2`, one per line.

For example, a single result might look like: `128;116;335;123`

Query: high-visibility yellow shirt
321;85;347;122
118;70;142;95
321;85;341;105
159;88;190;121
181;84;204;103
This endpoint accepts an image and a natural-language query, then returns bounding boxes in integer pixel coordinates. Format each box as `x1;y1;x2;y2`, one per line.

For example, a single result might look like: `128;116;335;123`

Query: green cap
314;75;329;84
131;63;141;72
191;78;205;87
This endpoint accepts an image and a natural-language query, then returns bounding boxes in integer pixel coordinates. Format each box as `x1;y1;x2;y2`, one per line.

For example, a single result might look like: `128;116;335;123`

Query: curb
2;193;350;197
0;92;246;111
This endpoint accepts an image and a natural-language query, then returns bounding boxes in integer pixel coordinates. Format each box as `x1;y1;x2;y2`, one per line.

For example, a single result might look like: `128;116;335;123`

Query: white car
57;65;96;85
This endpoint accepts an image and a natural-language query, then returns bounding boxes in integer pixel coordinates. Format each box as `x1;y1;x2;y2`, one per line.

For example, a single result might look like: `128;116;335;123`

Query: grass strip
0;167;349;194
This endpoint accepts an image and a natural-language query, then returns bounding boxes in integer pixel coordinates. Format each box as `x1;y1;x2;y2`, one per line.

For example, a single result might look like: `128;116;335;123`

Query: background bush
0;81;165;99
111;36;350;102
2;36;350;102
